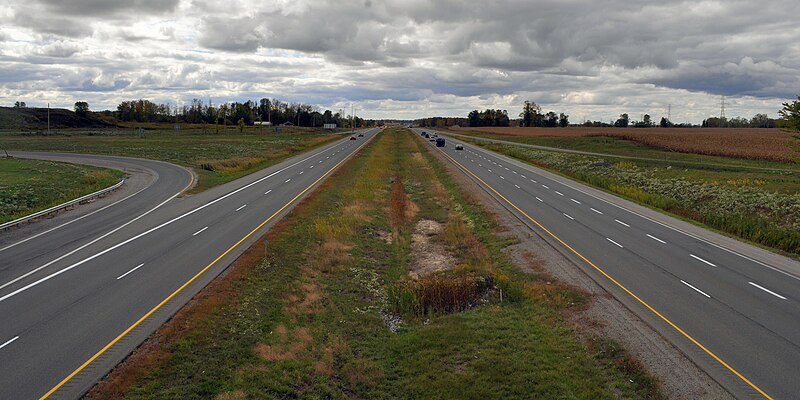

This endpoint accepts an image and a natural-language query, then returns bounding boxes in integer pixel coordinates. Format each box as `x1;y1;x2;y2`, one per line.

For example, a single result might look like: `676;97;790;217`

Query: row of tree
519;101;569;127
467;109;511;127
114;98;369;127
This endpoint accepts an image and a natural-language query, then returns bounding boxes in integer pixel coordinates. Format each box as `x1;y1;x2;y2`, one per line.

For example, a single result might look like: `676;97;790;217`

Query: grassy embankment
450;128;800;256
0;126;341;192
90;128;660;399
0;158;122;224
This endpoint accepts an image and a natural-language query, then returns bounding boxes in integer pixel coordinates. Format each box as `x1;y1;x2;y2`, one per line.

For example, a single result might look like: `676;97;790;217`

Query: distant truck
435;138;445;147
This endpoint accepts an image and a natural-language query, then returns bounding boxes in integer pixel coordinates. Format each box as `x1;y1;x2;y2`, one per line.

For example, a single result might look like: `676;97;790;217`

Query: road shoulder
422;137;732;399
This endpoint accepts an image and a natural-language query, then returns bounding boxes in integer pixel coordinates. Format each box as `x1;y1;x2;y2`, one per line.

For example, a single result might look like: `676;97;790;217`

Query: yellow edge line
39;136;373;400
433;142;773;400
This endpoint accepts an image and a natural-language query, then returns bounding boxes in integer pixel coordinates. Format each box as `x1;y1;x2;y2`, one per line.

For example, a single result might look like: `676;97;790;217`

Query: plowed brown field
451;126;795;162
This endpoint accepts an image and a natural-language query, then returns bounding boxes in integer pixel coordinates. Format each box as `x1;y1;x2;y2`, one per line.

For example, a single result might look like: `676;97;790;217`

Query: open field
451;126;796;163
0;126;340;192
89;128;659;399
0;157;122;223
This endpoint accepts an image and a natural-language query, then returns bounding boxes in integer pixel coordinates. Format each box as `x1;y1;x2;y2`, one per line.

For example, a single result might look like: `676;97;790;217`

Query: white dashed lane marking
681;280;711;298
690;254;717;267
748;282;787;300
647;234;666;244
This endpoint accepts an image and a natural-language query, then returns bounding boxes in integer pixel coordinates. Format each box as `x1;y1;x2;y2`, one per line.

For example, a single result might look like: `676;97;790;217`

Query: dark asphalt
0;129;378;399
418;128;800;400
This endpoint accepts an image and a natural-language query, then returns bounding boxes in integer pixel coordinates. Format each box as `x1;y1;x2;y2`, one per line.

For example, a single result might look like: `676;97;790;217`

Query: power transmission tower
667;104;671;122
720;96;726;120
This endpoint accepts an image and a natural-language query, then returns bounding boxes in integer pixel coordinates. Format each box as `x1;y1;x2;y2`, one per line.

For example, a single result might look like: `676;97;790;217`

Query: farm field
452;129;800;256
0;126;341;192
451;126;796;163
88;128;659;399
0;157;122;223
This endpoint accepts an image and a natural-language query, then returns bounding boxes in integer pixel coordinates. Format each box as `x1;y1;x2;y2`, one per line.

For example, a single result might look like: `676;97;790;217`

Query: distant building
254;121;272;126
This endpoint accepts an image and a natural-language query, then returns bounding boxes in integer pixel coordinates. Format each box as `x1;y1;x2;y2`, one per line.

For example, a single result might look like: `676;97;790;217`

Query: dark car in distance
436;138;445;147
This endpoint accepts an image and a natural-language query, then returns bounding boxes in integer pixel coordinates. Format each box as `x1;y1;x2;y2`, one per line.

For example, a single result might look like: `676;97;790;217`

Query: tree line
114;98;369;127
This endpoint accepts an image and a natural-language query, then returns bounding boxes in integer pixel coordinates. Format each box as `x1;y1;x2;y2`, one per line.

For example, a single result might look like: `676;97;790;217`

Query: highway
0;129;378;399
417;128;800;400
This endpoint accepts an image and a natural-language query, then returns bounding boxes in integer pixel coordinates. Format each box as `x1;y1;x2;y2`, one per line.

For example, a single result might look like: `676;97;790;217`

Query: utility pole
667;104;671;123
720;96;726;124
47;103;50;135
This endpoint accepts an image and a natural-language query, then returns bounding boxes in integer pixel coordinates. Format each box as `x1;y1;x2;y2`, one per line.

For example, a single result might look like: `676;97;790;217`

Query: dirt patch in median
409;219;456;279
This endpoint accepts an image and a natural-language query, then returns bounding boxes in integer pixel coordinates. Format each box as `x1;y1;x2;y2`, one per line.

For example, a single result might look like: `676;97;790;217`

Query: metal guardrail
0;178;125;231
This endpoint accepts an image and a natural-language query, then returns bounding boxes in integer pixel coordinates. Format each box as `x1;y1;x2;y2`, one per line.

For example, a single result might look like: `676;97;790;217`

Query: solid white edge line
647;234;667;244
0;335;19;350
0;186;148;253
192;227;208;236
0;188;180;292
615;219;630;227
116;263;144;280
607;238;624;248
0;136;356;302
690;254;717;267
681;280;712;298
235;204;247;212
748;281;787;300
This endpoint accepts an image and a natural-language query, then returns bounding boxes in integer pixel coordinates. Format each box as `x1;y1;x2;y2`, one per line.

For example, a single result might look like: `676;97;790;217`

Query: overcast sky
1;0;799;122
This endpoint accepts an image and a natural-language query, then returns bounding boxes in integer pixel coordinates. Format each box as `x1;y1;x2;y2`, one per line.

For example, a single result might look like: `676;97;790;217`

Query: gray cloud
1;0;799;121
36;0;179;17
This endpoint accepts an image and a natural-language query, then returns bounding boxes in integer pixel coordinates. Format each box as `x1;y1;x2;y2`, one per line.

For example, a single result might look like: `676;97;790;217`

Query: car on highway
436;138;445;147
358;133;364;137
429;136;436;142
455;144;464;150
350;136;357;140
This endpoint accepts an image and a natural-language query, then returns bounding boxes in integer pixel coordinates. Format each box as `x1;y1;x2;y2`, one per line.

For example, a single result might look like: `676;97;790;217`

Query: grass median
0;157;122;223
90;127;660;399
0;126;341;192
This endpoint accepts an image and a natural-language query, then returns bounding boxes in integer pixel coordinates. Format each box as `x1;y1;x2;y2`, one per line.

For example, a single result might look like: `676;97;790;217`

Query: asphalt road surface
0;129;378;399
417;128;800;400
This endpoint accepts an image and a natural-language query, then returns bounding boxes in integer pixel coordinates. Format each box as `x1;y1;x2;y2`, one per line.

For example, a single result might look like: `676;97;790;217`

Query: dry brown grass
452;126;794;162
215;390;246;400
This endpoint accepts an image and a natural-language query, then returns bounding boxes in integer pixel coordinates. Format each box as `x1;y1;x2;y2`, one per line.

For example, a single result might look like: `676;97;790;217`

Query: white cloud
0;0;798;122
